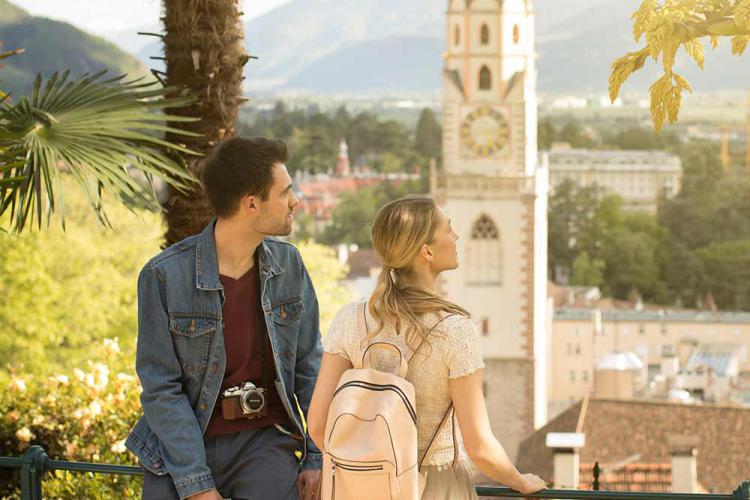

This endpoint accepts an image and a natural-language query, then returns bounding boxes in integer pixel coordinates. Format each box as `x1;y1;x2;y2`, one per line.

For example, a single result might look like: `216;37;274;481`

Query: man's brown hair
199;137;289;217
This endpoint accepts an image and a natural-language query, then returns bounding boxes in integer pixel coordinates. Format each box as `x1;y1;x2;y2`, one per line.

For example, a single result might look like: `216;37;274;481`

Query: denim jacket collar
195;219;283;291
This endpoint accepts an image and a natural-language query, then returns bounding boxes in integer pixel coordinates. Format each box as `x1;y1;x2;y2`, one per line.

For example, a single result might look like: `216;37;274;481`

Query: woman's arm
450;370;546;494
307;352;353;451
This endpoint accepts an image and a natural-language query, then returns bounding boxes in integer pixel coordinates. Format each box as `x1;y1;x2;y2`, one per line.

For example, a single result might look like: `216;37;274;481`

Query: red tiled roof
579;462;672;492
517;398;750;493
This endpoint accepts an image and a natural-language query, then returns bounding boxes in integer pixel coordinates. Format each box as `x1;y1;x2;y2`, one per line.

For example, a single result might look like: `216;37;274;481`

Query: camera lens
240;390;265;413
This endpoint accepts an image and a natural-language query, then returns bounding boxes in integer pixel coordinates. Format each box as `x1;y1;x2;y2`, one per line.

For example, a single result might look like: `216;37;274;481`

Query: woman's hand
516;473;547;494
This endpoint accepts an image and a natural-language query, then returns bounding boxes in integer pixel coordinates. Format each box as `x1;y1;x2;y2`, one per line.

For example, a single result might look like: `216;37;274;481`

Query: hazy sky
12;0;290;33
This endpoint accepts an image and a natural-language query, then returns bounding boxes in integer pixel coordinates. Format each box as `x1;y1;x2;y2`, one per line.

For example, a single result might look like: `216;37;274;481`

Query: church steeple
335;138;351;177
437;0;547;461
442;0;538;177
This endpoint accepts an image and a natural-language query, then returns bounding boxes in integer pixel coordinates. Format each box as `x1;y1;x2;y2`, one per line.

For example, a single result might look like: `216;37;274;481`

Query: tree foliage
240;104;434;176
610;0;750;130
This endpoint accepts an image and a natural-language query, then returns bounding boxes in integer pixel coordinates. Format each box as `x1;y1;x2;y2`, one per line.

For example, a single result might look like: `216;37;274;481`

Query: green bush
0;340;142;499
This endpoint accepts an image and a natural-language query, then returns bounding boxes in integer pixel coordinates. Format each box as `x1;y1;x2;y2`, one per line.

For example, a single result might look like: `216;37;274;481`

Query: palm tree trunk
161;0;249;245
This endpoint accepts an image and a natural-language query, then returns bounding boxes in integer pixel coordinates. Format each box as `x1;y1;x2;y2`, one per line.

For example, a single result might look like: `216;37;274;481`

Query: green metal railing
0;445;142;500
1;445;749;500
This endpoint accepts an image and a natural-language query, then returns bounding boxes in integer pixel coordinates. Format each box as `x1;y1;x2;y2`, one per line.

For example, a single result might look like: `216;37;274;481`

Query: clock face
460;106;509;157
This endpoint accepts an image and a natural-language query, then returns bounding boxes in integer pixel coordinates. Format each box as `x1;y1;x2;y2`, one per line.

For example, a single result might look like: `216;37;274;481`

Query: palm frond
0;71;200;232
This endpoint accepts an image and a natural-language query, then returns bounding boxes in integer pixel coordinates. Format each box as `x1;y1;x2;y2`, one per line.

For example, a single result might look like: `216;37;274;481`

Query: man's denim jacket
125;220;323;499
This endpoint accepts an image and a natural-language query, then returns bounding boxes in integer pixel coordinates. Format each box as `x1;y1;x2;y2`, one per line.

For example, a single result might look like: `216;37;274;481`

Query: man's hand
188;489;223;500
296;469;321;500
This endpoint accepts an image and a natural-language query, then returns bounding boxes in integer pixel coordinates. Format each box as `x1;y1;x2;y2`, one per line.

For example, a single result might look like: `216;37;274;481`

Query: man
125;137;322;500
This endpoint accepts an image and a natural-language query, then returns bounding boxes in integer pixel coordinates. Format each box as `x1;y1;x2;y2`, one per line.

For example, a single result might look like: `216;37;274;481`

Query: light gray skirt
421;460;478;500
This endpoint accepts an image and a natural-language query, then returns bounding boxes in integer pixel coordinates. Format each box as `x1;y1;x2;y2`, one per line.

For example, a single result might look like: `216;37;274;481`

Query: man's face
254;163;299;237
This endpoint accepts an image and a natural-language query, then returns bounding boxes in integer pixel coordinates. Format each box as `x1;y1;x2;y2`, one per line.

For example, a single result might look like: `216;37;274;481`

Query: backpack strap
418;403;459;470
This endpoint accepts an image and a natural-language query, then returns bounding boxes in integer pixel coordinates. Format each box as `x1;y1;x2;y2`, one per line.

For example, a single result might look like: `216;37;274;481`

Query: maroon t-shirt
205;263;289;436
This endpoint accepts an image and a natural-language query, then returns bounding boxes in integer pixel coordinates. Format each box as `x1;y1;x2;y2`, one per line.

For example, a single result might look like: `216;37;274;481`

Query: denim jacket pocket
272;298;304;326
169;314;218;375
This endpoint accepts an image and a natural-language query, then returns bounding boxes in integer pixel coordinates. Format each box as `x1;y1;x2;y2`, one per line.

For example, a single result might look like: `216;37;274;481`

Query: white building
548;148;682;212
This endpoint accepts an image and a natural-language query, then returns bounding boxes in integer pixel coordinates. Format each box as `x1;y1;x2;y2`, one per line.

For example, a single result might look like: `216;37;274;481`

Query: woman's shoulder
330;301;362;328
434;313;475;334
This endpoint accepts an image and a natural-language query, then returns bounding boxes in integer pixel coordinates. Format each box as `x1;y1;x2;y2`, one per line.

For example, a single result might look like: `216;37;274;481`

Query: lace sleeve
322;304;352;362
444;317;485;379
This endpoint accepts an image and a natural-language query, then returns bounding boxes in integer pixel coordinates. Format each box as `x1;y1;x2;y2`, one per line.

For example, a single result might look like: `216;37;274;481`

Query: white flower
116;372;135;382
15;427;33;443
73;368;86;381
88;401;102;418
32;415;44;426
103;338;120;354
92;363;109;391
9;378;26;392
53;375;69;385
110;439;127;454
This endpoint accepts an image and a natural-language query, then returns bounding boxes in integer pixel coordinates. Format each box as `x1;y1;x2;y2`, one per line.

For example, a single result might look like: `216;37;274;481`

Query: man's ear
243;194;257;213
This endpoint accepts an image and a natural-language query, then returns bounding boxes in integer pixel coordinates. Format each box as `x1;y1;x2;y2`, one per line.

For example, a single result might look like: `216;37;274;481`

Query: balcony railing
1;445;748;500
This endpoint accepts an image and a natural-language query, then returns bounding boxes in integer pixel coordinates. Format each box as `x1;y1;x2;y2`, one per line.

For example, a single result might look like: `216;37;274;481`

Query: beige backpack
319;303;457;500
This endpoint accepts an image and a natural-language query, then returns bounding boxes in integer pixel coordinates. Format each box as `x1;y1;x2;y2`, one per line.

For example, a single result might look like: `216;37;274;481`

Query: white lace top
322;301;485;467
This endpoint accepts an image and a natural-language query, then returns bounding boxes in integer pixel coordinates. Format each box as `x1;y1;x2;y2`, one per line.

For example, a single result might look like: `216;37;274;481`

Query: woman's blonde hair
368;194;470;347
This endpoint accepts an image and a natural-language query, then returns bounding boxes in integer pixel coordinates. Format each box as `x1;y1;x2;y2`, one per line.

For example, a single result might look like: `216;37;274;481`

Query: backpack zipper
331;462;335;500
333;462;384;472
332;380;417;424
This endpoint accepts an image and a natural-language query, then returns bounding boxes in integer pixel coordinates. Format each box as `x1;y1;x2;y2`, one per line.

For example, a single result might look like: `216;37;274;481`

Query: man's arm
295;256;323;470
136;265;216;499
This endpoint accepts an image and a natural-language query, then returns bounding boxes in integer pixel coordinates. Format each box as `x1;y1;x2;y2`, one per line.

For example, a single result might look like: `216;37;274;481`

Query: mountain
0;0;147;97
107;0;750;95
286;36;444;94
245;0;444;89
256;0;749;94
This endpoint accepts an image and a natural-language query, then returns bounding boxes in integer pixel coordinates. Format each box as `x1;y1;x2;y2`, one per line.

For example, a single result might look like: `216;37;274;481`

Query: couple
125;137;545;500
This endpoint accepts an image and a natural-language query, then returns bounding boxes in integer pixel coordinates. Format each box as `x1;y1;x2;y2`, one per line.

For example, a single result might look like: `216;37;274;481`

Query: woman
307;195;546;499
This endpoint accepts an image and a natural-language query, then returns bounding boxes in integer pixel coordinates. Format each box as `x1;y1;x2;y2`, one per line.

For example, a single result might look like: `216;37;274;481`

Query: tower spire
335;138;350;177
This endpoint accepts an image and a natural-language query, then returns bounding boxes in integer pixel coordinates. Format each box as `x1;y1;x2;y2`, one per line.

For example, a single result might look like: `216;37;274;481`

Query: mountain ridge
0;0;147;97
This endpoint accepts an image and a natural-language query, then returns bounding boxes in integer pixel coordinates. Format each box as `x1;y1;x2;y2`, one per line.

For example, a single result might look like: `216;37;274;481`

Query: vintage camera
221;382;268;420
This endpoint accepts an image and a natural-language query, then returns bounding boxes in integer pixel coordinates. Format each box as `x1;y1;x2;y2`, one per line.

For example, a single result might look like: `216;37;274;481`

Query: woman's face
427;208;459;273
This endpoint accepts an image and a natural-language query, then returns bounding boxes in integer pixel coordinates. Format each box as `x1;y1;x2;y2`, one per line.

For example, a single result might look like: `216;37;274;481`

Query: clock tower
435;0;548;461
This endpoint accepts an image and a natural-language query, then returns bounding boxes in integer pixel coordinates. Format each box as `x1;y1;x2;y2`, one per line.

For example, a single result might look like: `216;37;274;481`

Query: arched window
513;24;520;44
465;214;503;286
480;24;490;45
479;65;492;90
454;25;461;46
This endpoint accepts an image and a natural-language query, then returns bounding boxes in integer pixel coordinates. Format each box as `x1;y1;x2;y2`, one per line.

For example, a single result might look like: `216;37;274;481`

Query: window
582;371;589;382
465;214;502;285
575;343;581;355
480;24;490;45
638;323;646;335
479;65;492;90
570;371;576;382
481;317;490;336
454;25;461;46
660;323;668;335
513;24;520;44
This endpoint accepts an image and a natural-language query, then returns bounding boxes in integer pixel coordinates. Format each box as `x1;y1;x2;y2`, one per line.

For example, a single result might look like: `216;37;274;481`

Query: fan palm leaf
0;70;200;232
